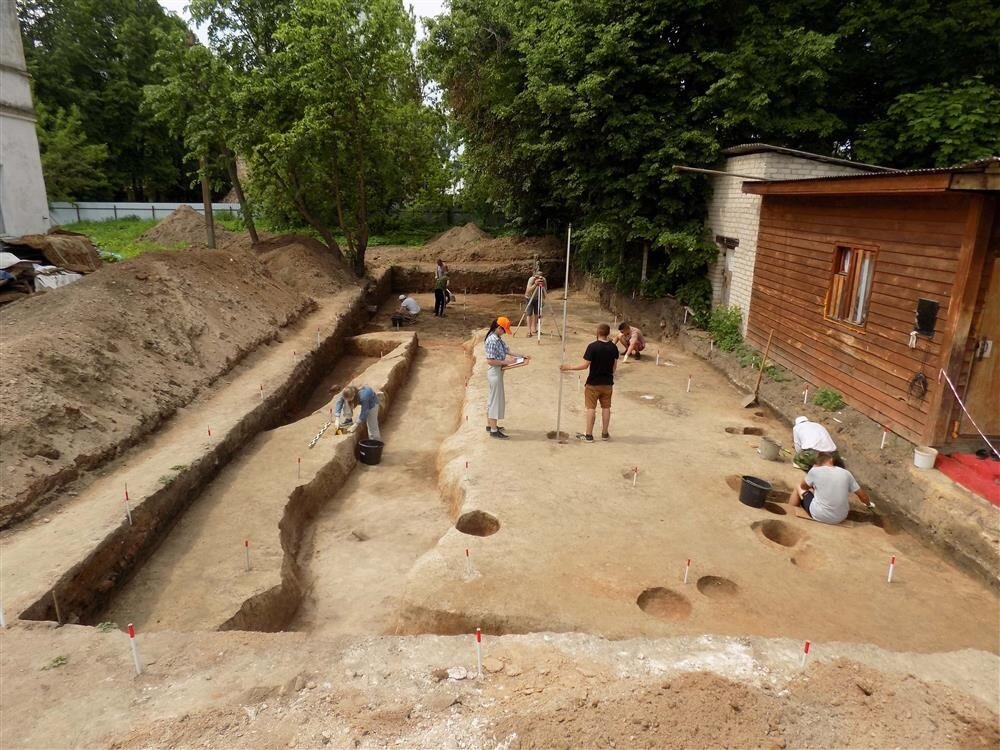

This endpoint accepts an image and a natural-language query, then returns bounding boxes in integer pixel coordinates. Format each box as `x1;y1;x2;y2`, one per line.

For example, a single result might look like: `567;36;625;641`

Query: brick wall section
705;153;868;332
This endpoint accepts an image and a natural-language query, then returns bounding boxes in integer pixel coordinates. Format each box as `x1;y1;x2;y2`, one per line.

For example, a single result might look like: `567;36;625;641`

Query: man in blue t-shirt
560;323;620;442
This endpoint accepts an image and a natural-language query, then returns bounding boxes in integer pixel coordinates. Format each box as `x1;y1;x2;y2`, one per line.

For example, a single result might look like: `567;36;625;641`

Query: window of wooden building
826;245;877;327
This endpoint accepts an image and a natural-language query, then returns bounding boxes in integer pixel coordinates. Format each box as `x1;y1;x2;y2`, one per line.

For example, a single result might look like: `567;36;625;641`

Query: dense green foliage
707;305;743;352
20;0;194;200
422;0;1000;309
188;0;445;272
813;387;846;412
35;104;109;201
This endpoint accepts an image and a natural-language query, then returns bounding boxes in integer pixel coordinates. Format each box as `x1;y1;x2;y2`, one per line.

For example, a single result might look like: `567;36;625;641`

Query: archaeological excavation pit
636;587;692;622
752;519;805;548
696;575;740;599
455;510;501;537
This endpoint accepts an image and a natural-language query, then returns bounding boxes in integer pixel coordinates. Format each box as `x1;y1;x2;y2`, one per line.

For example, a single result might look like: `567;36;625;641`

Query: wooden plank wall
746;193;973;443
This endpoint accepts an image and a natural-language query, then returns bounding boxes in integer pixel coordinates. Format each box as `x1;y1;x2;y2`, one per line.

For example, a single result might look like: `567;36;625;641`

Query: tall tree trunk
225;152;258;244
640;241;649;294
199;155;216;249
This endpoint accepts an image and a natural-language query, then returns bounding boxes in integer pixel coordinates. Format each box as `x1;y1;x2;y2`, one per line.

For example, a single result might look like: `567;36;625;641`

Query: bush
707;305;743;351
813;387;845;411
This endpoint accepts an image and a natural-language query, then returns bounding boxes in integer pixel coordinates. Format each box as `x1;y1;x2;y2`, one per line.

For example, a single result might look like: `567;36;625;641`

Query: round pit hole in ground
696;576;740;599
725;426;764;435
752;519;805;548
455;510;500;537
763;502;787;515
636;587;692;622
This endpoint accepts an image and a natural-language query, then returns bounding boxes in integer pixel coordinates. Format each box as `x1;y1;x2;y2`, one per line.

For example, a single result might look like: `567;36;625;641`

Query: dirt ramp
0;249;313;527
256;234;358;298
424;222;492;253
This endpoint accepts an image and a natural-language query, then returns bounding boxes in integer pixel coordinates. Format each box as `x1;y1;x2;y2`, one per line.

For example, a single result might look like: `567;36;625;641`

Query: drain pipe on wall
554;224;573;444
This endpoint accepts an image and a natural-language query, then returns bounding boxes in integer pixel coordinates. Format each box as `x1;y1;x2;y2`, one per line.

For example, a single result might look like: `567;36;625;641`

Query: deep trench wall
218;333;418;632
391;260;565;294
19;271;395;626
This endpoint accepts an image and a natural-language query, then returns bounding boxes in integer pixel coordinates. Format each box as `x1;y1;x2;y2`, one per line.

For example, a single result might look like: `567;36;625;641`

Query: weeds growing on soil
813;387;845;411
41;655;68;670
63;218;183;260
707;305;743;351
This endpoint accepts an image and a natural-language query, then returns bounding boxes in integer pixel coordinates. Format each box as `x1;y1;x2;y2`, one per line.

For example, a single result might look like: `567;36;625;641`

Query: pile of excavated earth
0;211;997;749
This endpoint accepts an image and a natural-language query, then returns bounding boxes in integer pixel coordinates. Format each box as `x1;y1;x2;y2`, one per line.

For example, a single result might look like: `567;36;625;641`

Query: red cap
803;640;811;653
686;558;691;566
128;623;135;638
476;628;482;642
890;555;895;564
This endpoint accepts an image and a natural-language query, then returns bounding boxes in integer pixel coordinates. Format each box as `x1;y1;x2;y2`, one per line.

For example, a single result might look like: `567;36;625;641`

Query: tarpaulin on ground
10;231;102;273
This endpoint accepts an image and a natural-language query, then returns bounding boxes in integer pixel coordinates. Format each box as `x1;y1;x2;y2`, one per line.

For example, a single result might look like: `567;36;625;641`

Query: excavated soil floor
2;289;998;748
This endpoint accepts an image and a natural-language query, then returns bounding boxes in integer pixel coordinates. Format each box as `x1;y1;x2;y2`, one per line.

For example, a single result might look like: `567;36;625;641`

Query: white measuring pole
553;224;573;443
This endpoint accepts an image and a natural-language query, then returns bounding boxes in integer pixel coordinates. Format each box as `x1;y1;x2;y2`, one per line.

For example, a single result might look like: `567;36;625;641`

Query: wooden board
959;253;1000;436
746;193;970;443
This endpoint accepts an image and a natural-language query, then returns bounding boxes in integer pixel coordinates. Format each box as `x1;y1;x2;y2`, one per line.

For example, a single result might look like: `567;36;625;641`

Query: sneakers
601;433;611;441
490;429;509;439
486;426;507;435
576;433;594;443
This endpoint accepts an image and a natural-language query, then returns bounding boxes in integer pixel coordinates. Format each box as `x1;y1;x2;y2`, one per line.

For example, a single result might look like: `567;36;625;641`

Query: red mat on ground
936;452;1000;506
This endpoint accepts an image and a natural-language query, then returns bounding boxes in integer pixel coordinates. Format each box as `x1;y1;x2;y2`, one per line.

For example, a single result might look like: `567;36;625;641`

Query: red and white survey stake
803;386;809;405
465;548;474;577
880;426;889;450
887;555;895;583
127;623;142;675
656;350;661;366
0;601;7;629
683;558;691;584
801;640;810;668
207;426;212;438
297;457;301;481
124;482;133;526
686;375;692;393
632;467;639;487
259;384;264;403
475;628;483;677
245;539;251;572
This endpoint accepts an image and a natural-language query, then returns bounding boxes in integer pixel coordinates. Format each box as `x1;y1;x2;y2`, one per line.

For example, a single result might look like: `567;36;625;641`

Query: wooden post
640;241;649;294
921;195;994;446
200;156;216;249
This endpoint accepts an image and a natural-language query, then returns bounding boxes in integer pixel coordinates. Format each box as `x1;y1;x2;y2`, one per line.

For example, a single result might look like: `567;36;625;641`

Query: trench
16;274;397;628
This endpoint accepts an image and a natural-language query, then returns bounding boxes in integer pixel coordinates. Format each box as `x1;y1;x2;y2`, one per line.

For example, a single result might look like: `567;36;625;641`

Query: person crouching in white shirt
792;415;843;470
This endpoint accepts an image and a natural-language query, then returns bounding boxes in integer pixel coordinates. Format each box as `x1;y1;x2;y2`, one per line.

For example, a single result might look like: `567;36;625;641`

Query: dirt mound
139;205;242;250
255;234;357;298
424;222;492;253
0;248;313;526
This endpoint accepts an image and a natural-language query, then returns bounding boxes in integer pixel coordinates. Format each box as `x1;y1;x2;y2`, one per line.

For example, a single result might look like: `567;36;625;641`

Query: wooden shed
742;158;999;447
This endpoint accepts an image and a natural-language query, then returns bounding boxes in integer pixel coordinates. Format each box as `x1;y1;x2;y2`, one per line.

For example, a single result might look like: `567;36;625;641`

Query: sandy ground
398;295;1000;655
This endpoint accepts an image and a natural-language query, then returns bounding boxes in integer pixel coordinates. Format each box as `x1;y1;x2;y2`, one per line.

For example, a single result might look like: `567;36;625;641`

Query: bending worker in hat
484;316;530;439
792;415;843;470
334;385;381;441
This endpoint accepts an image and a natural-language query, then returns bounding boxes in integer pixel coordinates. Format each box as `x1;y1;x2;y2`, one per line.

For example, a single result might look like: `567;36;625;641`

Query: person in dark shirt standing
560;323;620;442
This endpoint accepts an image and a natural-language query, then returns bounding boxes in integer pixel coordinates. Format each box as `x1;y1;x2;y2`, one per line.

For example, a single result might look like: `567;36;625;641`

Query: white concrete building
705;144;888;332
0;0;49;237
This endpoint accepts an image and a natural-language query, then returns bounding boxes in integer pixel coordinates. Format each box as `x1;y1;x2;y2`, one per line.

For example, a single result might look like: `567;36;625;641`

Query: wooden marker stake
475;628;483;677
632;467;638;487
880;427;888;450
128;623;142;675
297;457;301;481
686;375;692;393
887;555;895;583
245;540;251;572
801;640;810;668
683;558;691;584
803;386;809;405
465;548;474;577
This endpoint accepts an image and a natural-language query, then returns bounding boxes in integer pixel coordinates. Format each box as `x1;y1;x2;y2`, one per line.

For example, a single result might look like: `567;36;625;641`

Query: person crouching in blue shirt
334;385;381;441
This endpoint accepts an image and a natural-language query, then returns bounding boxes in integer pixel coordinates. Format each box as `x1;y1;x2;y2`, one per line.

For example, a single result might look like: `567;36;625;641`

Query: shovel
742;329;774;408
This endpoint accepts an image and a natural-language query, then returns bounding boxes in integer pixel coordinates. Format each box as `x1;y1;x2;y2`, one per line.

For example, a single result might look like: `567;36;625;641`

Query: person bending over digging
484;316;531;439
334;385;381;441
789;452;870;524
613;322;646;360
560;323;619;442
792;416;844;470
392;294;421;327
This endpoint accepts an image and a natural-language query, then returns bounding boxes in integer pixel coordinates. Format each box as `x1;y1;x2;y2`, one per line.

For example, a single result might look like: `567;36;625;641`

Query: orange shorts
584;384;613;409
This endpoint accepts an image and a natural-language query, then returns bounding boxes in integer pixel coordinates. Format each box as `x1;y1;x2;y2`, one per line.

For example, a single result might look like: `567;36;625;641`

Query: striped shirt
484;332;508;363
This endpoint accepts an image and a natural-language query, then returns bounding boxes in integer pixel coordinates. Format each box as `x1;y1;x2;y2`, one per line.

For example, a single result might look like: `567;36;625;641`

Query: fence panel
49;202;242;225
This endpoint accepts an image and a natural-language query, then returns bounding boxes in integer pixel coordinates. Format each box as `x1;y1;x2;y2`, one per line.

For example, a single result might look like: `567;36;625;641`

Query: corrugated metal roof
722;143;895;172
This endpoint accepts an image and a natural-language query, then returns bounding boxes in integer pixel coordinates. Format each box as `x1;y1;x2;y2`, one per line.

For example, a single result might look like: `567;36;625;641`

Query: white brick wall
705;152;868;333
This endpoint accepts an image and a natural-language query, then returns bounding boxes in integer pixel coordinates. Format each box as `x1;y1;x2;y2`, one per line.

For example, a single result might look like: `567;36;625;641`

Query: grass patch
41;655;69;670
62;218;183;260
813;387;845;411
95;621;118;633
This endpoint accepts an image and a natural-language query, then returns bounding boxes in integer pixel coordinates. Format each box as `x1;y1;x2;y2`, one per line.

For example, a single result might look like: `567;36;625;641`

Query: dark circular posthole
456;510;500;537
696;576;740;599
725;426;764;435
763;502;787;515
636;587;691;622
752;519;804;547
546;430;569;440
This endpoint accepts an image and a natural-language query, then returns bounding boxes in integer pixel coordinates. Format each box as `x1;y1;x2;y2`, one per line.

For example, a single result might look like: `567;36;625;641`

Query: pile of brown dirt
139;205;243;250
424;222;492;253
255;234;357;298
0;248;313;526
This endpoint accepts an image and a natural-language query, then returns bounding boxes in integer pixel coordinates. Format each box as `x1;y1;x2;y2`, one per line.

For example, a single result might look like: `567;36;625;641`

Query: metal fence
49;202;242;225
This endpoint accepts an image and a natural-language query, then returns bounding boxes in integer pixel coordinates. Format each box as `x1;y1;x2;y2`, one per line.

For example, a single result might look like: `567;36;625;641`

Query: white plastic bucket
913;446;938;470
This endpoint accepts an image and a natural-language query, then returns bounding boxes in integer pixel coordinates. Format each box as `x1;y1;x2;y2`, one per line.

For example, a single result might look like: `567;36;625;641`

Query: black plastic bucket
357;439;384;466
739;475;772;508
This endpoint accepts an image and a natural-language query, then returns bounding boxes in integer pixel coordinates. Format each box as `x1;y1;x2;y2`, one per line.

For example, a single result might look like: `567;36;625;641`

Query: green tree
35;104;109;201
144;29;259;243
19;0;191;199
